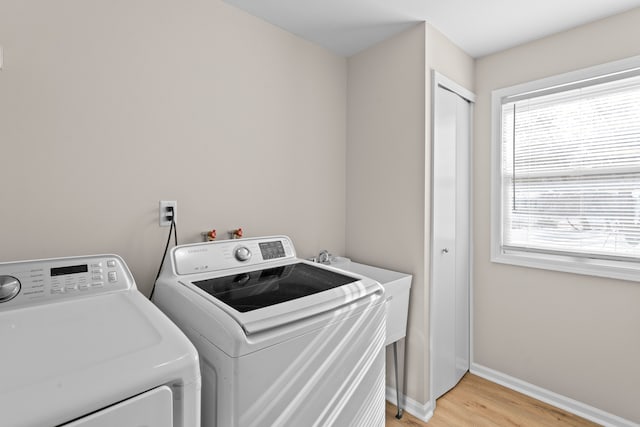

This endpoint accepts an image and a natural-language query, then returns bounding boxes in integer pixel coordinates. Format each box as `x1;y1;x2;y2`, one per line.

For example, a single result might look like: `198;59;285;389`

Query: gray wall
0;0;347;295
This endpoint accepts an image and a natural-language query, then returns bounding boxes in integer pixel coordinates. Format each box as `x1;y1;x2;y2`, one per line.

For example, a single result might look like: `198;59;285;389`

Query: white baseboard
385;385;433;423
471;363;639;427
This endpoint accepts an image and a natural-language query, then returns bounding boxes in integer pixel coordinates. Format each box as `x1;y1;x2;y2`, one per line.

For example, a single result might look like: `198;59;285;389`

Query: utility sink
331;258;412;346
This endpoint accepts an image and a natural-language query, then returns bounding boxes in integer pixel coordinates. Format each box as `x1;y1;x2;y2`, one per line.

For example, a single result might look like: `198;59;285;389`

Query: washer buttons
107;260;116;268
108;271;117;283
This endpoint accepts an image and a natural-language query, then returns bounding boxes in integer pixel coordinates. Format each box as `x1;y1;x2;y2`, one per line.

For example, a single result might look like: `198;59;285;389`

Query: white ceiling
223;0;640;58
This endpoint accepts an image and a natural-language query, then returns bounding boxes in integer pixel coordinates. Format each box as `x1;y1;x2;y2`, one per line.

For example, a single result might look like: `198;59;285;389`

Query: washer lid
188;261;383;335
192;262;357;312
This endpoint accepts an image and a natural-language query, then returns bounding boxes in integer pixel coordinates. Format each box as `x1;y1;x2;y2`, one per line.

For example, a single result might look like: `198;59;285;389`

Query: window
491;57;640;282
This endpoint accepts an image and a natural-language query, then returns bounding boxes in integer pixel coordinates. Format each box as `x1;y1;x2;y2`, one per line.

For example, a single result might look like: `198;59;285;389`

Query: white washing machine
0;254;201;427
152;236;386;427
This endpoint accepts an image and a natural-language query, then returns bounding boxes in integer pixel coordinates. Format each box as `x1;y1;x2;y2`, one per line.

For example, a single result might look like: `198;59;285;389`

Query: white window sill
491;250;640;283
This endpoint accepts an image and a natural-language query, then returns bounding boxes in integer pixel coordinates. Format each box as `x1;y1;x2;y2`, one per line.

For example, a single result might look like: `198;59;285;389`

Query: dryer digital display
51;264;89;276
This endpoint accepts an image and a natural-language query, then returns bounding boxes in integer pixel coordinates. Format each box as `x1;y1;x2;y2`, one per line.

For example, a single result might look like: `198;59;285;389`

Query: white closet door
431;84;471;400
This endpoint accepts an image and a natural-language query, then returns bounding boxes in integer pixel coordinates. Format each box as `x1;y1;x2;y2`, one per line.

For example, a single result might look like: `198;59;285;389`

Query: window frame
490;55;640;283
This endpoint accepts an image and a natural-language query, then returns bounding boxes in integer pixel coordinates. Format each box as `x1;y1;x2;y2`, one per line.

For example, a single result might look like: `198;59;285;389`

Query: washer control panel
0;255;133;310
173;235;296;275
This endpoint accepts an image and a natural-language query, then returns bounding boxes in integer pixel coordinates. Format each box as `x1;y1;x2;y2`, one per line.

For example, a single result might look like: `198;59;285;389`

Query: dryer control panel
0;255;133;310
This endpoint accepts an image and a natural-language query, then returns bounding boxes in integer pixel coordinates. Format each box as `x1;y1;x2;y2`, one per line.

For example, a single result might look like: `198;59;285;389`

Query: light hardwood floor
385;374;600;426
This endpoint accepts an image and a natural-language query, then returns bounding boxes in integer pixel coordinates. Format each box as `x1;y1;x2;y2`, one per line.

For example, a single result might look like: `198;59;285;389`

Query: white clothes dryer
152;236;386;427
0;254;201;427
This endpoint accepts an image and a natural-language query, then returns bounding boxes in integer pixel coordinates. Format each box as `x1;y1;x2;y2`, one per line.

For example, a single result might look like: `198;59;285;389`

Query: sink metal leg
393;341;403;419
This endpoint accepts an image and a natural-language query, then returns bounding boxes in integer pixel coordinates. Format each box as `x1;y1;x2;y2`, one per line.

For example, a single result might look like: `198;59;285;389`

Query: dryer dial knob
0;276;21;303
234;246;252;262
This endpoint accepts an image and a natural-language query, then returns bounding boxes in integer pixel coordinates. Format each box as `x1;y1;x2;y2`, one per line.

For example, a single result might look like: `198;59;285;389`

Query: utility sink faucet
317;250;331;264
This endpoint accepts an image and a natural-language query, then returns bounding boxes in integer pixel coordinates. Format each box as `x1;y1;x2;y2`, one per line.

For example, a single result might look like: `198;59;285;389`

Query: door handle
441;248;449;254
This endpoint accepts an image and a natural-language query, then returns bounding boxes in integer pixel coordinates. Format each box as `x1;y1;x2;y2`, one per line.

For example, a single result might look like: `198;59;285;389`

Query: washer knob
0;276;21;303
234;246;252;262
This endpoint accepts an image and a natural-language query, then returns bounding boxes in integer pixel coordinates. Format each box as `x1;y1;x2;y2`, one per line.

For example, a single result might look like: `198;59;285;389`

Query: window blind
500;73;640;261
